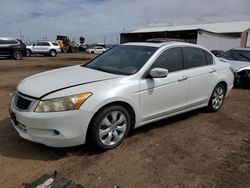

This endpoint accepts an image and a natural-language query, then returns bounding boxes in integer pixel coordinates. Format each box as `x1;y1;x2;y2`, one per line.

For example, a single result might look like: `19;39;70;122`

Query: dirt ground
0;53;249;188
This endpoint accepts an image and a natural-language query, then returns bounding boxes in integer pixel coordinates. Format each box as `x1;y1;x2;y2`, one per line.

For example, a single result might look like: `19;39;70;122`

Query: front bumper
10;98;94;147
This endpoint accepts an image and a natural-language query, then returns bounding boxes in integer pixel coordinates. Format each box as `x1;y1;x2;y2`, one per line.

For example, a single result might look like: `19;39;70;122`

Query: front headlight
35;92;92;112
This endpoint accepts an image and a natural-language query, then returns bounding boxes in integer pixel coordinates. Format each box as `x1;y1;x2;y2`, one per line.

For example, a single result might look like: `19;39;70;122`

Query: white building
120;21;250;51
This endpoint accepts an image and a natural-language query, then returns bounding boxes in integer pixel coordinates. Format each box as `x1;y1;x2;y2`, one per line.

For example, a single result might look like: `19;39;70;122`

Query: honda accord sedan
10;42;234;150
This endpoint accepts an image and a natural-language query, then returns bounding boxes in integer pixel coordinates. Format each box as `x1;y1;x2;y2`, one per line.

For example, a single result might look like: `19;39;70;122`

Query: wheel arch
85;101;136;143
217;80;228;93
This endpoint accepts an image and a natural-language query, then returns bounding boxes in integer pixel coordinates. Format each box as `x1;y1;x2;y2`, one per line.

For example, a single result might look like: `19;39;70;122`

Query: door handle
209;68;216;73
178;75;188;82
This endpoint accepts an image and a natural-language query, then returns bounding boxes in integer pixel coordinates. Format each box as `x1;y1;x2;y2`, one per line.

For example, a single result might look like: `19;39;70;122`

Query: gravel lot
0;53;249;188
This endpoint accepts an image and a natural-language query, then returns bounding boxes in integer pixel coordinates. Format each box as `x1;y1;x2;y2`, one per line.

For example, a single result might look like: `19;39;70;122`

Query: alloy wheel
211;86;224;110
98;111;128;146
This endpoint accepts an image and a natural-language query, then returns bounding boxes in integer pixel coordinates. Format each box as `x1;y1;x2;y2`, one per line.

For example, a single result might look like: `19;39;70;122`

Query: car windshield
83;45;158;75
222;50;250;62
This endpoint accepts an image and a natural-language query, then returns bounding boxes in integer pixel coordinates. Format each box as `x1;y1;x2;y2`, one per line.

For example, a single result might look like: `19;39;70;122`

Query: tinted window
205;51;213;65
37;42;50;46
85;45;157;75
152;47;184;72
52;42;59;46
184;47;207;68
0;40;10;44
222;50;250;62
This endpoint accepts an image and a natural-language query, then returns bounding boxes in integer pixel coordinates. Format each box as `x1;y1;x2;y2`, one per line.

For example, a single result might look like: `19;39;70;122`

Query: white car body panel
10;42;234;147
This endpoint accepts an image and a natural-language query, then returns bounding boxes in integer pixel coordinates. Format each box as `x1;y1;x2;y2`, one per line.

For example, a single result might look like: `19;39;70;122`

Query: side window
37;42;50;46
152;47;184;72
204;51;214;65
9;40;18;44
0;40;11;45
36;42;43;46
43;42;50;46
184;47;207;68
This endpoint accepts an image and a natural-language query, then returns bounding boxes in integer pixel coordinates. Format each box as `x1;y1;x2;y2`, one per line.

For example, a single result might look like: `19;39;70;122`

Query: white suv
26;41;61;57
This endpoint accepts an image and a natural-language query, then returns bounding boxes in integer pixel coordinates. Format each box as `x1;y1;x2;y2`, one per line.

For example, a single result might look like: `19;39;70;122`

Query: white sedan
86;46;106;54
10;42;234;150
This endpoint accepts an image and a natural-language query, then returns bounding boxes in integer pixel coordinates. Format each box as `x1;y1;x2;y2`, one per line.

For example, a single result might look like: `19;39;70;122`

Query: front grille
15;95;32;110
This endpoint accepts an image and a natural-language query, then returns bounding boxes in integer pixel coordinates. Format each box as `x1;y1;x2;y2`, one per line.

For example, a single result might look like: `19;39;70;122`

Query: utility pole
170;16;174;26
19;28;23;40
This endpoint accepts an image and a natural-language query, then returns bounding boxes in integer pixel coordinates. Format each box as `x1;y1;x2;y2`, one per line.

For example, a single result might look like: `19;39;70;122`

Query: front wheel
26;49;31;57
13;51;23;60
208;84;226;112
88;105;131;151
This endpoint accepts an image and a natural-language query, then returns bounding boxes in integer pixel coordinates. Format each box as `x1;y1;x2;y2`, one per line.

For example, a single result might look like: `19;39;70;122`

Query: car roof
35;40;55;42
0;37;17;40
122;42;203;49
231;47;250;51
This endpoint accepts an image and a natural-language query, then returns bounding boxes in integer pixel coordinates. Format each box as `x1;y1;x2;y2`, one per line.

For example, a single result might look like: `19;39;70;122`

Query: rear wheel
62;46;68;53
208;84;225;112
69;46;77;53
88;105;131;151
13;51;23;60
49;50;57;57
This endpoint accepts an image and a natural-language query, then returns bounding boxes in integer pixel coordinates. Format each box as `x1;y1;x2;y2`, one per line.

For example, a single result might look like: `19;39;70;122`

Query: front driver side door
139;47;188;124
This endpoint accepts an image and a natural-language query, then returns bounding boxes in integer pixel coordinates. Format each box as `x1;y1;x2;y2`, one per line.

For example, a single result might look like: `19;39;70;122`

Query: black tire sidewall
208;84;225;112
13;51;23;60
26;50;31;56
88;105;131;151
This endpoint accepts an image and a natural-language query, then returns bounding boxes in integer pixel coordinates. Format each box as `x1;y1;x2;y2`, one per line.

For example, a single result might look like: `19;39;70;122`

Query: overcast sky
0;0;250;44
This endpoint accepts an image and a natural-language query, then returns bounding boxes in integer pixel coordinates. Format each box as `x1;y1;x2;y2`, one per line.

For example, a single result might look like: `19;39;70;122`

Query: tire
69;46;77;53
207;83;226;112
13;51;23;60
62;47;68;53
49;50;57;57
88;105;131;151
26;49;31;57
91;51;94;54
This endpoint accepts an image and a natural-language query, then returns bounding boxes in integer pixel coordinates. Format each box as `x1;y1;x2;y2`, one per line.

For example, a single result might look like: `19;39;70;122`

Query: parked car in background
211;50;225;57
10;42;234;150
221;48;250;87
0;37;26;60
86;46;106;54
26;41;61;57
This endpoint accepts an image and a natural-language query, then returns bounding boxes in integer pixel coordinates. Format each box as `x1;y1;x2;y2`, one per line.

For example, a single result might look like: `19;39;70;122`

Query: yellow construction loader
56;35;77;53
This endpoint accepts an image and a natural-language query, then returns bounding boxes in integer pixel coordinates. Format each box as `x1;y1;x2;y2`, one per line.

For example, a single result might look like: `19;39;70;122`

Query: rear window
52;42;59;46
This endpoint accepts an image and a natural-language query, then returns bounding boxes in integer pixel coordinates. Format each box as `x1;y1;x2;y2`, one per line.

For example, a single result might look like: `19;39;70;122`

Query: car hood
227;60;250;72
17;65;121;98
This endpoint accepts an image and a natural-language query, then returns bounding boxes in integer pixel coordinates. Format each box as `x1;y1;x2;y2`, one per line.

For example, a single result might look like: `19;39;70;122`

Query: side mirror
149;68;168;78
